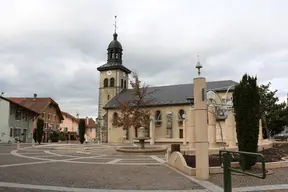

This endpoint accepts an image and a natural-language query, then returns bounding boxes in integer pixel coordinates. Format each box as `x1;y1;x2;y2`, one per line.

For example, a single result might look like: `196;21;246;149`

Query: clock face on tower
106;70;112;76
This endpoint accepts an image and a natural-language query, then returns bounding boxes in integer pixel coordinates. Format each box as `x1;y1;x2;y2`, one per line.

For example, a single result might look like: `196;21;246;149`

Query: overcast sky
0;0;288;118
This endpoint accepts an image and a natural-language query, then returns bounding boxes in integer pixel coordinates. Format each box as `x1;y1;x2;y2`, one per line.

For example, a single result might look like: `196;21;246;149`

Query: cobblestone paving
0;143;205;191
2;143;288;191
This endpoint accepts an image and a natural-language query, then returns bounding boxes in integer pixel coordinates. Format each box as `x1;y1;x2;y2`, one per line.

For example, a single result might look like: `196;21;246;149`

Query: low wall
167;149;288;176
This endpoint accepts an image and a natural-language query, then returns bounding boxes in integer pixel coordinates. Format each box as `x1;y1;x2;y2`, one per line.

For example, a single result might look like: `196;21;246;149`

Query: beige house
97;31;238;143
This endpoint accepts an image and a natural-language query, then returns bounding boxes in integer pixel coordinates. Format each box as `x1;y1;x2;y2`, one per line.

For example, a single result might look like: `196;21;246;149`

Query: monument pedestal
194;77;209;180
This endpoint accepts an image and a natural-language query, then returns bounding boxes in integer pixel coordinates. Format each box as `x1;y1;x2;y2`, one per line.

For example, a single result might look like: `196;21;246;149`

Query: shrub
78;119;86;144
49;131;59;142
36;118;44;144
233;74;260;170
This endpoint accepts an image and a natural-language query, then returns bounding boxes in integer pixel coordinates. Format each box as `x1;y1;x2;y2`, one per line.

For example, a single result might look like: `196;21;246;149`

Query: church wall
105;91;234;143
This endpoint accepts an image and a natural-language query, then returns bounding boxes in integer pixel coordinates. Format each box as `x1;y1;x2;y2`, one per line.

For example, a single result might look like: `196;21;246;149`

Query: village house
0;96;39;143
79;117;97;141
60;111;79;140
8;94;64;142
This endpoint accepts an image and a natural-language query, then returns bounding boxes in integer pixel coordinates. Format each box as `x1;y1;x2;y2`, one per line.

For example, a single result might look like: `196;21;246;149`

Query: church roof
97;62;131;73
104;80;238;109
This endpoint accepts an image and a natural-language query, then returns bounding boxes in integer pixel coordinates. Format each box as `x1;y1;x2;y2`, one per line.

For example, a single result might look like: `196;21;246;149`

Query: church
97;30;238;144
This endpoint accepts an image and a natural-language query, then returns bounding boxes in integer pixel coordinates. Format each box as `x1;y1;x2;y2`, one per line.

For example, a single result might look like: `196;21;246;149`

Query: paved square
0;143;206;192
1;143;288;192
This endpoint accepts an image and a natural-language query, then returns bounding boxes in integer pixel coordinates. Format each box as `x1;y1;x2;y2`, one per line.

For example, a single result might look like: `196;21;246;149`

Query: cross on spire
113;15;118;33
195;55;203;76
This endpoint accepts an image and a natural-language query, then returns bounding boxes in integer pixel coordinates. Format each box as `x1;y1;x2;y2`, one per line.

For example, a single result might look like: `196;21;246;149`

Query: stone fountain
116;127;167;153
133;127;150;149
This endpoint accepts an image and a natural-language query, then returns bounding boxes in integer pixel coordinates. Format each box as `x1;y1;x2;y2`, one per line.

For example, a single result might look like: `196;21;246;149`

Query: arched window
110;78;115;87
124;80;127;89
112;112;118;127
121;79;124;88
155;110;162;126
104;78;108;87
178;109;185;126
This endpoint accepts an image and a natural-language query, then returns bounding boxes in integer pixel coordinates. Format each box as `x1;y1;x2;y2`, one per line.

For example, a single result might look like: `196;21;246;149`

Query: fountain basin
116;146;167;153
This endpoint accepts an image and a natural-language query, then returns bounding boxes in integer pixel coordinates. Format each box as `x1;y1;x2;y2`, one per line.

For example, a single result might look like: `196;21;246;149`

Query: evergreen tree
258;83;288;138
78;119;86;144
36;118;44;144
233;74;260;169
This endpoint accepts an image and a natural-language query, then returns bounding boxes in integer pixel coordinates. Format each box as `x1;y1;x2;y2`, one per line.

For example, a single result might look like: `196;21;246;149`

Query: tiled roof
104;80;238;109
80;117;97;128
8;97;64;120
0;96;40;115
62;111;78;122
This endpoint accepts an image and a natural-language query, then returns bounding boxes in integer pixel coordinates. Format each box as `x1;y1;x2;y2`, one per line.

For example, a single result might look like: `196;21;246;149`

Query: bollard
17;141;20;150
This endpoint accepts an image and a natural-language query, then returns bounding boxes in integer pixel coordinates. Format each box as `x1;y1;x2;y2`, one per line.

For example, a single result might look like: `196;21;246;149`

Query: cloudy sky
1;0;288;118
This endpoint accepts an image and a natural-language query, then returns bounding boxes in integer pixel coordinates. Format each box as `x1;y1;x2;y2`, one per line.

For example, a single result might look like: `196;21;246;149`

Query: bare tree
113;72;155;138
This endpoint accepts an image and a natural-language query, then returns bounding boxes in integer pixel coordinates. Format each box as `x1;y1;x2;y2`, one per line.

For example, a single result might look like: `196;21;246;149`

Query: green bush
78;119;86;144
233;74;260;170
59;134;67;141
49;131;59;142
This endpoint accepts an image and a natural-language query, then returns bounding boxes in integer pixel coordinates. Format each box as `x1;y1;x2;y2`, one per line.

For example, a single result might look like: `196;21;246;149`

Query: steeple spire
113;15;118;34
195;55;202;76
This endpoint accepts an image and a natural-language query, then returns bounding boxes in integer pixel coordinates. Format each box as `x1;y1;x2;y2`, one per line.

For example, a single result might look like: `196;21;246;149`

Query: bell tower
97;16;131;119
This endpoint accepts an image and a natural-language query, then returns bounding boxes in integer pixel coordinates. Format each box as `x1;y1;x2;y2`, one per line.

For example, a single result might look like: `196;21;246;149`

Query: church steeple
97;15;131;73
107;16;123;64
107;32;123;64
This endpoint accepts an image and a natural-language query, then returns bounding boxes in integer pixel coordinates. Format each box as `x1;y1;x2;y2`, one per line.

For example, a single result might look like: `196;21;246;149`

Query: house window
155;110;162;126
104;78;108;87
121;79;124;88
48;113;51;120
115;53;119;59
24;113;28;122
64;127;68;132
42;112;45;120
90;128;92;132
107;95;110;100
10;128;12;137
110;78;115;87
124;80;127;89
178;109;185;126
15;111;21;121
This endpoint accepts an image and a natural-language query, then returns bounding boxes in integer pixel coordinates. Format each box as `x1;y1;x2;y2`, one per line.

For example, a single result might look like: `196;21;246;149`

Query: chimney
33;93;37;100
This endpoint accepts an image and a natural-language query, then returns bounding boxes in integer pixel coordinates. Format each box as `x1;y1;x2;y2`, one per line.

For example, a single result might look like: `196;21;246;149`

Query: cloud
1;0;288;118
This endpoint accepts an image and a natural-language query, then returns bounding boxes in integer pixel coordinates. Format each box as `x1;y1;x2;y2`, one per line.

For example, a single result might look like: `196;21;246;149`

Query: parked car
273;133;288;141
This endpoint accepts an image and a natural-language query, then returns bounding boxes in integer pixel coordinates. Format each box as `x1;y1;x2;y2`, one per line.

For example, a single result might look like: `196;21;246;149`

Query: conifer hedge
232;74;260;169
36;118;44;144
78;119;86;144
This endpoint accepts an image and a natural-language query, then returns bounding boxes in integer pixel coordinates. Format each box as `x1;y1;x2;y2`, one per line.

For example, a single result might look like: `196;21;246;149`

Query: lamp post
206;90;234;146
